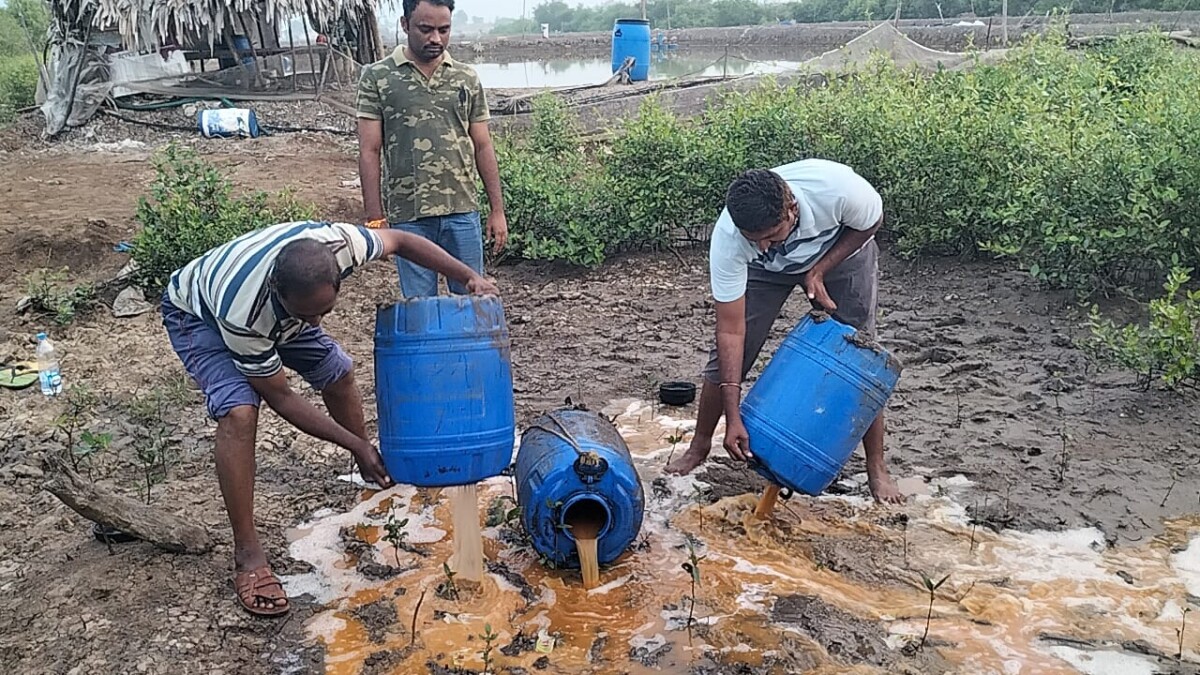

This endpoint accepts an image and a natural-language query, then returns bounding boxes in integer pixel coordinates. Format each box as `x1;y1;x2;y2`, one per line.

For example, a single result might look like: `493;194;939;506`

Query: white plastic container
198;108;261;138
36;332;62;396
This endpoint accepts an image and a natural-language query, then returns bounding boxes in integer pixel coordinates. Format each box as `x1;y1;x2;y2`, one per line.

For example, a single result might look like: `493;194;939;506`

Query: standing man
665;159;903;504
356;0;508;298
162;220;498;617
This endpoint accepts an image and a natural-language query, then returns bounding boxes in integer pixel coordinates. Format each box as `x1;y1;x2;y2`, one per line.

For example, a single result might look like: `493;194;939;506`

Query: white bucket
197;108;260;139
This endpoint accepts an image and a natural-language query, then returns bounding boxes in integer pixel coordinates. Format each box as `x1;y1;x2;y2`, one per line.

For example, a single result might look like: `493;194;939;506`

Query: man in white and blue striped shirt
161;220;497;617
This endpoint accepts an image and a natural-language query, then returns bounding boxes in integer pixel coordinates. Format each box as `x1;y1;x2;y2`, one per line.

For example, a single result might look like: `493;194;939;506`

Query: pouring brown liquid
564;499;607;589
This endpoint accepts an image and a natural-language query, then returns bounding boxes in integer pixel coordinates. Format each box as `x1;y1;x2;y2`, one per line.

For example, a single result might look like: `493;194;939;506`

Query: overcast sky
382;0;621;24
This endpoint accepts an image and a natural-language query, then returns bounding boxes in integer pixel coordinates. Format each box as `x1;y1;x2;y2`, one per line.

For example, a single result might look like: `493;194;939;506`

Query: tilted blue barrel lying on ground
741;312;902;496
374;296;516;487
515;409;645;567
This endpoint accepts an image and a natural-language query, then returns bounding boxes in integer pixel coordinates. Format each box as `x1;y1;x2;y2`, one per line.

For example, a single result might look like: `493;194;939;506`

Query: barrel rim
614;18;651;25
558;493;615;542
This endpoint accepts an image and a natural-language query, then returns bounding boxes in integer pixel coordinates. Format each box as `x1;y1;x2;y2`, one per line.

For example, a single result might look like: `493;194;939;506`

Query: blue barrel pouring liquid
374;296;516;487
741;312;902;496
611;18;652;82
515;409;644;588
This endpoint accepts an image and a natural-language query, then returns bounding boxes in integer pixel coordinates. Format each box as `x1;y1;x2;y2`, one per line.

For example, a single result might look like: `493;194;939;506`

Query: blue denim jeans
391;212;484;297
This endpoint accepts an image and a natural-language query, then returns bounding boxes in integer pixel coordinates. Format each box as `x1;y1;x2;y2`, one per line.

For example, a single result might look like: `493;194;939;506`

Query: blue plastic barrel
611;18;651;82
515;409;645;568
741;313;901;496
374;296;516;487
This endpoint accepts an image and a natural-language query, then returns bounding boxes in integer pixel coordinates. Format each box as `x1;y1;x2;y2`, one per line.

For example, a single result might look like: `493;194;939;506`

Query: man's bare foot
665;439;712;475
866;463;905;504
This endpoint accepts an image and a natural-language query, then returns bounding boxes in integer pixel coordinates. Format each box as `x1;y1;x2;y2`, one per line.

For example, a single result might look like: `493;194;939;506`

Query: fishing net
800;21;1009;74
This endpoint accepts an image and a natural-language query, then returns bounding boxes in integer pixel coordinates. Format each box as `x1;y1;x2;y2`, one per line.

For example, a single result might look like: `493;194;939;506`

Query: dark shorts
702;240;879;383
161;295;352;420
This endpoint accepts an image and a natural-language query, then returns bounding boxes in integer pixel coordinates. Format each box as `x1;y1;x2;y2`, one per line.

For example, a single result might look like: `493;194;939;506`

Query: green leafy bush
491;27;1200;290
1088;268;1200;390
25;268;94;325
492;98;621;267
131;144;316;293
0;55;39;125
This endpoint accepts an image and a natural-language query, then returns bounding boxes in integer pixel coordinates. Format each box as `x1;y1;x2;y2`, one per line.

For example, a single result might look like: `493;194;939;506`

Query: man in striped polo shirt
162;220;497;616
666;159;903;505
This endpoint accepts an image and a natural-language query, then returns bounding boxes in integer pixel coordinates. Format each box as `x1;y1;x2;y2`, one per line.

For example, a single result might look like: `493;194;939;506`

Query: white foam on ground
1042;646;1161;675
1171;535;1200;598
588;574;632;596
281;485;445;605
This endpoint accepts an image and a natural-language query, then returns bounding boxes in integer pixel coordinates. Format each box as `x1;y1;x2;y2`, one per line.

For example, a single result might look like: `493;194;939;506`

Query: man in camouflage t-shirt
356;0;508;297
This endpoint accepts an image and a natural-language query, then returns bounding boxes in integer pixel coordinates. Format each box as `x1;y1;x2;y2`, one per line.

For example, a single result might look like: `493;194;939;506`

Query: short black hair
271;239;341;300
725;169;791;234
403;0;455;18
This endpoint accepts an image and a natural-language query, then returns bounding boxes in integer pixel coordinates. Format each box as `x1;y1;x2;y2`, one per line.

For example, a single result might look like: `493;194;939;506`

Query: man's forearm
715;328;745;420
395;232;481;286
359;149;385;221
263;389;368;454
475;142;505;213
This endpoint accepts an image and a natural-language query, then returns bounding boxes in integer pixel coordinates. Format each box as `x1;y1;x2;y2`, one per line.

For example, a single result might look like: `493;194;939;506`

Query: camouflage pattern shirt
356;47;490;223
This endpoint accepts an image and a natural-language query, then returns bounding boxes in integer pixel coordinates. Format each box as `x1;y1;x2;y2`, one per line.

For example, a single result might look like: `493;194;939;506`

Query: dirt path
0;140;1195;673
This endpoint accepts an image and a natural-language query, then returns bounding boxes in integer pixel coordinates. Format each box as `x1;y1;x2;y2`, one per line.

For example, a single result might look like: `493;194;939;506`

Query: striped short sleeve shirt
166;221;385;378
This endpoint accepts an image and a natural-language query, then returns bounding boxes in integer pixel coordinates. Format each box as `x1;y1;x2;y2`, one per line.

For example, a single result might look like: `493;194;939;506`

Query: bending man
666;160;902;504
162;221;497;616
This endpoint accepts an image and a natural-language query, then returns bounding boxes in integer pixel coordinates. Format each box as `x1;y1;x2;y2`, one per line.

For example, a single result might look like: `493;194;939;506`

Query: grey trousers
702;240;879;383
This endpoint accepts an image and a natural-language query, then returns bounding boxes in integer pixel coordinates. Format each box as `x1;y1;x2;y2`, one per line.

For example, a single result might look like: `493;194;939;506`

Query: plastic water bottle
36;332;62;397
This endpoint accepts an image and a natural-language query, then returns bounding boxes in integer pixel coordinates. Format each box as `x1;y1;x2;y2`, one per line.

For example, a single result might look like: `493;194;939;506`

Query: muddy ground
0;131;1197;674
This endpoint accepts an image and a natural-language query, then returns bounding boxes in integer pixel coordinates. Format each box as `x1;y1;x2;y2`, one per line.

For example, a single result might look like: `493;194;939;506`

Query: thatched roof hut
92;0;381;50
39;0;384;136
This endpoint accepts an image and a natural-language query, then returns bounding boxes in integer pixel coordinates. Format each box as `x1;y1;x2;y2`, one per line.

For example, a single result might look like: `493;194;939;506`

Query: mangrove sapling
899;513;910;568
383;506;410;567
1161;472;1178;508
75;430;112;481
691;483;710;531
969;496;988;553
411;587;427;647
54;385;97;474
681;539;704;643
437;562;460;601
1179;606;1191;660
919;573;951;651
479;623;500;674
665;428;686;466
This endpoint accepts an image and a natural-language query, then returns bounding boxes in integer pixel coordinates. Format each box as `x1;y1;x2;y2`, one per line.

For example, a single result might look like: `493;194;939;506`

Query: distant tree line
489;0;1191;34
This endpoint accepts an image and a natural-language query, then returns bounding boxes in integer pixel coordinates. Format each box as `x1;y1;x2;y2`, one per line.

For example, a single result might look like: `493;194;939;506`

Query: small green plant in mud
25;268;95;325
1088;267;1200;391
436;562;460;601
478;623;500;674
411;587;427;647
485;495;520;529
53;385;98;474
919;573;951;651
123;387;181;504
898;513;910;568
681;538;705;643
383;506;410;567
690;483;711;531
1179;606;1191;660
665;428;687;466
